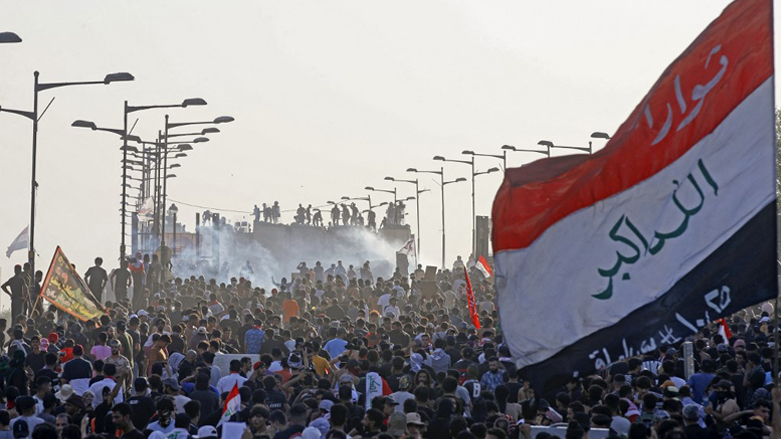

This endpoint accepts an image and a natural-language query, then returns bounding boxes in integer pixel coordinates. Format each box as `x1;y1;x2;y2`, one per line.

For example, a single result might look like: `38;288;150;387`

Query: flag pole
29;293;42;318
773;0;779;386
770;0;779;387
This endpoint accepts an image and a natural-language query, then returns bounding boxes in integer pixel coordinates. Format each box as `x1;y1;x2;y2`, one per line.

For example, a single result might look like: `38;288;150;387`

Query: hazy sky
1;1;777;311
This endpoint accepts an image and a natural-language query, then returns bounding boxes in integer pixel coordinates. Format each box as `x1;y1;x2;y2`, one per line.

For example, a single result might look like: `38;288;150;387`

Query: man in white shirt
377;291;392;311
383;297;400;319
10;397;44;439
216;360;248;394
87;364;123;408
335;261;347;283
163;378;191;414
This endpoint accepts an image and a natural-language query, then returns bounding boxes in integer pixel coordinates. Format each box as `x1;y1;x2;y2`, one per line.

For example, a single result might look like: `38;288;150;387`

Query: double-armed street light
384;176;430;259
538;132;612;156
0;70;133;298
462;150;507;171
433;155;495;258
365;186;397;204
500;145;551;167
115;98;207;259
162;115;233;252
407;167;467;269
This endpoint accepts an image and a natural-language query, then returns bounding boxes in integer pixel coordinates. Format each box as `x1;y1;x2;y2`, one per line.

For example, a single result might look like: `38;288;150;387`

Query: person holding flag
463;267;481;330
217;382;242;428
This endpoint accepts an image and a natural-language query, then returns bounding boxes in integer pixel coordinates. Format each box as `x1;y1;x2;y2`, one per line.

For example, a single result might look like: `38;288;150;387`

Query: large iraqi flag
492;0;776;393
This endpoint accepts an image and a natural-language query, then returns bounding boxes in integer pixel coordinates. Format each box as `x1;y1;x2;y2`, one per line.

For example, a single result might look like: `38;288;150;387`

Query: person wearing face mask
145;397;176;434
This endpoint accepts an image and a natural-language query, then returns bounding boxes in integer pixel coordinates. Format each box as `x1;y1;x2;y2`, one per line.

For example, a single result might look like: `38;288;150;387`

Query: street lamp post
117;98;206;260
169;204;178;258
340;195;372;211
126;134;199;252
365;186;399;225
162;115;233;253
434;155;477;258
462;150;507;171
407;167;466;268
500;144;551;165
384;176;429;259
537;133;611;156
0;70;133;301
365;186;396;204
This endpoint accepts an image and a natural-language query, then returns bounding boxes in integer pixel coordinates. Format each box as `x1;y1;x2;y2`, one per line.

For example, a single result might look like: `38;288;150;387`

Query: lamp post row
0;33;235;300
373;131;611;268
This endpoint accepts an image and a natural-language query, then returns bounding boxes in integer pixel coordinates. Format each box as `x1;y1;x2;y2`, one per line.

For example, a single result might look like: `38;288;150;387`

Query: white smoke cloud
171;222;404;286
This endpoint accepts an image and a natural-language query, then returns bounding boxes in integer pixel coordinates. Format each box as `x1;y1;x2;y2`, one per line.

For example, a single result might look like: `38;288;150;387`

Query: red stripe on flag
464;267;481;329
492;0;773;253
720;318;733;340
478;256;493;277
222;383;240;416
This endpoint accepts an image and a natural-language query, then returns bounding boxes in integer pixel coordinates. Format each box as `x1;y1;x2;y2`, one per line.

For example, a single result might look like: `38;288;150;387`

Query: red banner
464;267;481;329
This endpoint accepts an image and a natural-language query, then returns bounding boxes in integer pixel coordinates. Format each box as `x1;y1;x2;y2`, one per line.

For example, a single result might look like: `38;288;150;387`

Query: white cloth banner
365;372;383;410
6;227;28;258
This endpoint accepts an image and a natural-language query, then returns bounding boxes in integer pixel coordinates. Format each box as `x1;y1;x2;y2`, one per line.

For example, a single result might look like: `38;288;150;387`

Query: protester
0;252;776;439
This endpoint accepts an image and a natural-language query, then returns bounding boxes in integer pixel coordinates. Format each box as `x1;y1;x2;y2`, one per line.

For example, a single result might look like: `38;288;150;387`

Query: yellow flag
40;246;104;321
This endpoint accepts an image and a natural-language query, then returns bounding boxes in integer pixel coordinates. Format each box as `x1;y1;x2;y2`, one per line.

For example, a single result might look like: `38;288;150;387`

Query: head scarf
410;353;423;373
168;352;185;373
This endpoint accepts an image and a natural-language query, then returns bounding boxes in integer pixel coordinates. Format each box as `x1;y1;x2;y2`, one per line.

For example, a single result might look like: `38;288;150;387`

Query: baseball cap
302;427;321;439
406;412;425;426
193;425;218;439
13;417;29;438
109;339;121;348
381;396;399;406
318;399;334;412
388;412;407;436
197;327;207;335
163;378;180;391
65;395;85;411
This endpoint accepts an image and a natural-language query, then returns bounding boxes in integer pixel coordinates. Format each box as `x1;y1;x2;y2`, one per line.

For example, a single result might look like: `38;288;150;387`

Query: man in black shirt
84;258;108;304
127;378;155;431
25;336;46;390
273;403;307;439
263;375;288;412
112;402;146;439
111;260;132;305
35;353;59;383
389;322;410;348
2;265;26;321
62;345;92;394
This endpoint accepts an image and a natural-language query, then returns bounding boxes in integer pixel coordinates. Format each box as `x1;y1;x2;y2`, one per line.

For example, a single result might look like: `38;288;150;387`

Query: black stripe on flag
522;202;778;397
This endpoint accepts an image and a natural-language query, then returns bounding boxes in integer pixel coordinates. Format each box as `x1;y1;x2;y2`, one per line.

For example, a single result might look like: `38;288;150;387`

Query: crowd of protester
1;254;781;439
